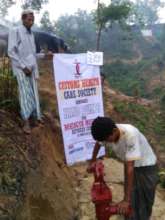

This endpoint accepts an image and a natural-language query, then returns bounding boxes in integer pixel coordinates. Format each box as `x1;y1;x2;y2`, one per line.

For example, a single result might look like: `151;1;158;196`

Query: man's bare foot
33;118;44;128
37;118;44;125
23;120;31;134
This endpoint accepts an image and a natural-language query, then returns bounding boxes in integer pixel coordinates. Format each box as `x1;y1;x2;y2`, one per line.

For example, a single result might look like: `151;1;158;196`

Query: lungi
16;70;41;120
126;165;159;220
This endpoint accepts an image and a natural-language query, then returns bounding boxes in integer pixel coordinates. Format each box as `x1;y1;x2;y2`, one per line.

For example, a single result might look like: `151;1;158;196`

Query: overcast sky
5;0;165;24
6;0;109;23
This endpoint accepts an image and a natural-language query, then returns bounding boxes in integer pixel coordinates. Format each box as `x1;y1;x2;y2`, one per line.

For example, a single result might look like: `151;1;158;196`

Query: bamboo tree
96;0;101;50
94;0;132;51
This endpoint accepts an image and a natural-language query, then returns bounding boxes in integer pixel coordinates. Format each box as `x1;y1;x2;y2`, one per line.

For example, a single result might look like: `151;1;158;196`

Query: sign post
53;53;105;165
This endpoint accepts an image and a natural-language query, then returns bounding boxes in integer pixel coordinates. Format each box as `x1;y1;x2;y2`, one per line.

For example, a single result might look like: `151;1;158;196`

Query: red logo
74;59;81;77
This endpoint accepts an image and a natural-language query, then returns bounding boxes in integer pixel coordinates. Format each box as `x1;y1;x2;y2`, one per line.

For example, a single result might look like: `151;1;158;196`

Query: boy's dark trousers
125;165;158;220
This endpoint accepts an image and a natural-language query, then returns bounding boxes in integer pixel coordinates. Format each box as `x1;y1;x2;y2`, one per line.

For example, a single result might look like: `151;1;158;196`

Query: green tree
22;0;48;11
132;0;165;26
40;11;55;33
55;10;96;52
0;0;48;16
0;0;14;17
95;0;132;50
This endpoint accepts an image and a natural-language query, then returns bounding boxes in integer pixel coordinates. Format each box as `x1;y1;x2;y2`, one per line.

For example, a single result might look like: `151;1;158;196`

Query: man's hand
23;67;32;76
45;51;53;59
117;200;130;215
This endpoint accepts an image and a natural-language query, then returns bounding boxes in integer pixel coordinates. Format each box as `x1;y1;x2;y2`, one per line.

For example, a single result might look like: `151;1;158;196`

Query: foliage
0;0;48;16
54;6;133;52
94;0;132;50
101;2;131;23
112;100;165;148
40;11;55;33
103;61;147;97
159;169;165;188
113;101;149;132
160;94;165;110
131;0;165;26
0;66;19;111
22;0;48;11
0;111;27;213
0;0;14;16
103;46;165;99
55;10;96;52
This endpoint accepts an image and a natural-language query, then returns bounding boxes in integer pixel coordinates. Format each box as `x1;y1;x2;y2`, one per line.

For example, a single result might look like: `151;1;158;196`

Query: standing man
8;10;50;134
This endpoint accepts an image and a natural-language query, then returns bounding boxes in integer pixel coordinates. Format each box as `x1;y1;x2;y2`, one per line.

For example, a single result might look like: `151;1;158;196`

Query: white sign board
53;53;105;165
87;51;103;66
141;29;152;37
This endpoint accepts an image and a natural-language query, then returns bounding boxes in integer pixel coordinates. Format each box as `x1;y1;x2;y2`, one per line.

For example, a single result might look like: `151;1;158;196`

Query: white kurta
8;25;41;120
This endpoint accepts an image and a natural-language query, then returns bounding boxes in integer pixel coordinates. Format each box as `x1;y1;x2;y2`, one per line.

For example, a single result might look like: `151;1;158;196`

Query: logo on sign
74;59;81;78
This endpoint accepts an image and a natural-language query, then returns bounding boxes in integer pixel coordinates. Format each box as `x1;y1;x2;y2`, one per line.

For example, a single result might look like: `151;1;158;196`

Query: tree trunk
96;0;101;51
96;24;102;51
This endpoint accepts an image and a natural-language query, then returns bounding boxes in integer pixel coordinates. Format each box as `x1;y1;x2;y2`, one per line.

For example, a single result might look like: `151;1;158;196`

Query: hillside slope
0;110;78;220
0;61;165;219
102;80;165;167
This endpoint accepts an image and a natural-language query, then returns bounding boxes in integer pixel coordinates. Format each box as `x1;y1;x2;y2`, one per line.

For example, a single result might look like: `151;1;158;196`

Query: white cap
21;9;34;16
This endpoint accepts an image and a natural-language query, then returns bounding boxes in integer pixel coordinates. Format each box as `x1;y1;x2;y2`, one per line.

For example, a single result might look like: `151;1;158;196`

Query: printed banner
53;53;105;165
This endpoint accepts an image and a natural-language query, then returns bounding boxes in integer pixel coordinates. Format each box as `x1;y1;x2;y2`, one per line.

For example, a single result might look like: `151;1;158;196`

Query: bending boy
88;116;158;220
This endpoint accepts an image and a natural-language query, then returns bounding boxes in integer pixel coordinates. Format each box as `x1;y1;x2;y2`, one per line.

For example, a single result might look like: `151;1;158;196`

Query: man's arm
118;160;134;214
8;29;32;76
8;29;26;70
36;51;53;59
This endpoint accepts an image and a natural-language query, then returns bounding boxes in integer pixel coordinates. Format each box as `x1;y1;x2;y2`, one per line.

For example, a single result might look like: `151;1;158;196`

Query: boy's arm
124;160;134;202
90;141;101;163
118;160;134;214
87;142;101;172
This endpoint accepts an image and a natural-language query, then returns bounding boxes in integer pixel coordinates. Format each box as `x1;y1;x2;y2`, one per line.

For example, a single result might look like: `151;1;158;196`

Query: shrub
159;169;165;188
0;66;19;112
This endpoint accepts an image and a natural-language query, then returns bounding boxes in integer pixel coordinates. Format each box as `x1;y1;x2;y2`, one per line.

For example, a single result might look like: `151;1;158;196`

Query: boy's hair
91;116;117;141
